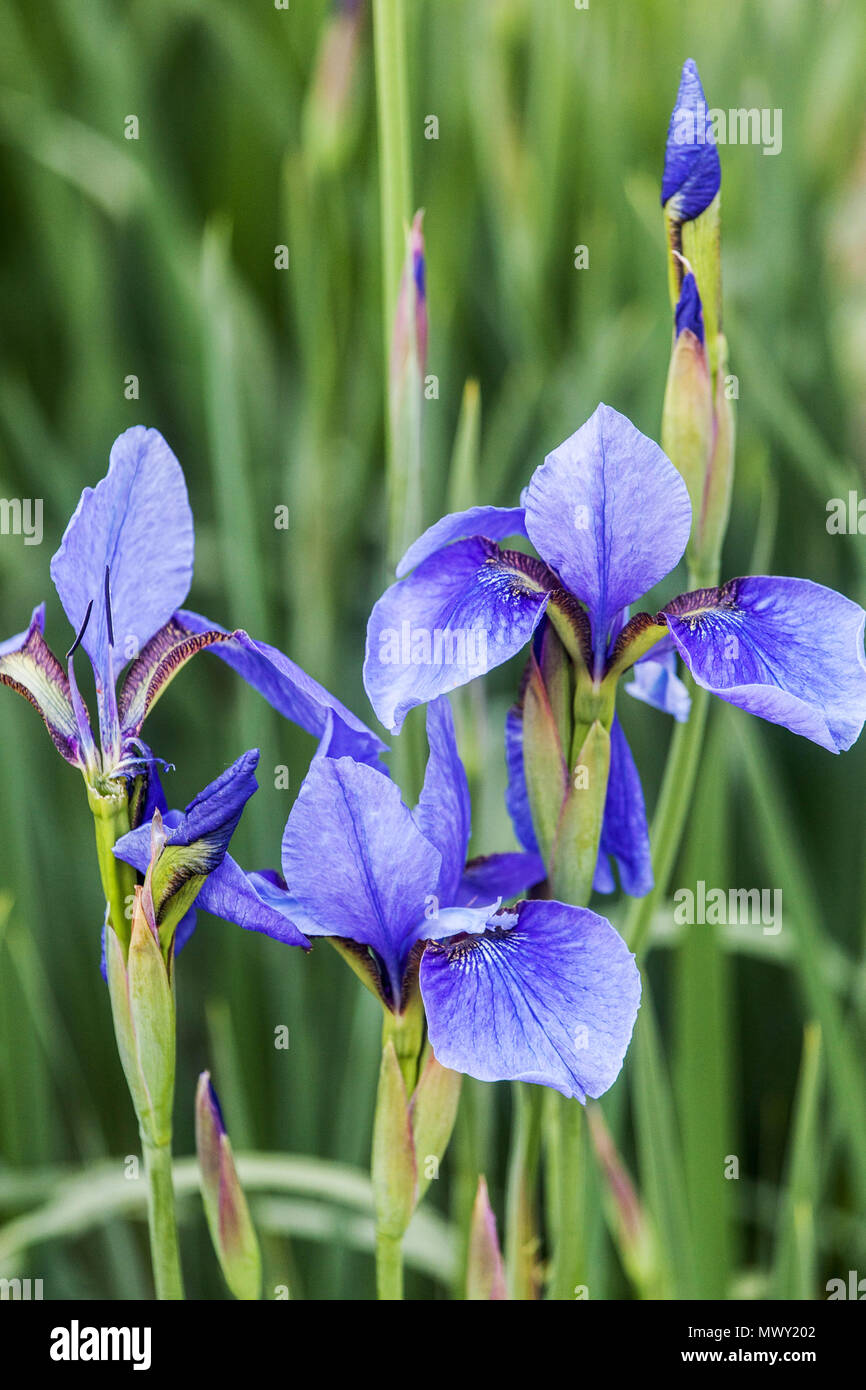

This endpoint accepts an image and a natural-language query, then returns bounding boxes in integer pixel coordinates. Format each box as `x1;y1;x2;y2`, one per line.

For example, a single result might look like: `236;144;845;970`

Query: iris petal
593;718;653;897
625;643;692;722
420;899;641;1101
412;698;471;904
50;427;194;689
177;609;386;766
280;755;442;1003
455;852;546;906
396;505;527;578
662;576;866;753
504;704;539;854
0;604;81;764
195;857;309;948
364;538;551;733
524;405;691;657
116;752;259;866
118;616;237;739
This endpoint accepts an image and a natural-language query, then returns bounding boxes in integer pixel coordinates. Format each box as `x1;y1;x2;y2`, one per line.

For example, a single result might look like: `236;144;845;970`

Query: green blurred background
1;0;865;1300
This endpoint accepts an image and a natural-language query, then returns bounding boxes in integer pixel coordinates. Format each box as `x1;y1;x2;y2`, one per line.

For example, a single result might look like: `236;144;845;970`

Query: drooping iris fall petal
420;899;641;1102
662;576;866;753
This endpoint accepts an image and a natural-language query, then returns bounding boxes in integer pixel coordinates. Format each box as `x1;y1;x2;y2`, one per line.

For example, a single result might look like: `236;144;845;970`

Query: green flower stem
546;1090;586;1301
375;1230;404;1300
505;1082;543;1299
542;721;610;1301
624;676;711;962
88;787;136;952
141;1135;184;1300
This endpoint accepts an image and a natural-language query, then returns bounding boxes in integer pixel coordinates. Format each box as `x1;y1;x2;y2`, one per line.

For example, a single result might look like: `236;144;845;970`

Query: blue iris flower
114;749;309;956
0;426;385;792
234;697;639;1101
661;58;721;221
364;404;866;895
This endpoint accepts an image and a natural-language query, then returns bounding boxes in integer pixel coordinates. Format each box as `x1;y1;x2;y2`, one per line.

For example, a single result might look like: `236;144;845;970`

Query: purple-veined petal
504;704;539;853
662;576;866;753
593;717;653;897
420;899;641;1101
364;538;551;734
0;604;82;765
177;610;386;767
625;643;692;722
280;755;442;1002
50;428;194;688
396;506;527;579
412;697;471;904
456;852;546;906
524;405;691;659
661;58;721;221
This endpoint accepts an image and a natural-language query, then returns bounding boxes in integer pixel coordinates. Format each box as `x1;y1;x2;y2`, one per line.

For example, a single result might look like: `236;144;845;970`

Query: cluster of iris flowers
2;57;865;1302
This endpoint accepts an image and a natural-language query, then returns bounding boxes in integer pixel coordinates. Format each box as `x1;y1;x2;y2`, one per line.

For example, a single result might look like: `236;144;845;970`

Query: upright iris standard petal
420;900;641;1102
281;755;442;1001
50;427;194;685
662;576;866;752
661;58;721;220
524;404;691;657
396;506;527;578
411;698;471;904
593;718;653;897
364;538;552;733
176;610;386;766
625;641;692;723
0;605;81;764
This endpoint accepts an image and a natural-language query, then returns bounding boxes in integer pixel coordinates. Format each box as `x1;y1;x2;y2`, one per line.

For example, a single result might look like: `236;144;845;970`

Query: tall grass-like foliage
1;0;865;1301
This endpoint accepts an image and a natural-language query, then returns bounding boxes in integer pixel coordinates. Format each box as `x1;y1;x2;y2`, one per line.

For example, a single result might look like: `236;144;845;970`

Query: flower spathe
250;697;639;1101
0;427;385;795
364;403;866;895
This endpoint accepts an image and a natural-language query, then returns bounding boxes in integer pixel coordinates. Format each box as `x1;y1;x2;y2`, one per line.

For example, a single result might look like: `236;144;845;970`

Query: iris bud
662;60;722;381
588;1104;665;1298
466;1176;507;1301
195;1072;262;1301
662;264;735;585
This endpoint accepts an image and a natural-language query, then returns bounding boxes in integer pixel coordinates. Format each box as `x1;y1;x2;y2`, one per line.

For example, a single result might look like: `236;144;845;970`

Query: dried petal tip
195;1072;261;1301
662;58;721;221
